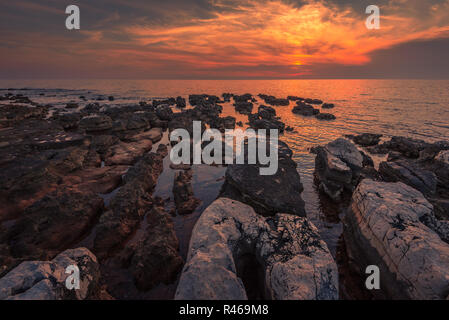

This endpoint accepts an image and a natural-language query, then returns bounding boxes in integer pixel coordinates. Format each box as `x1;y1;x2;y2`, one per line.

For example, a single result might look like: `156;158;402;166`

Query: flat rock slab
344;179;449;300
175;198;338;300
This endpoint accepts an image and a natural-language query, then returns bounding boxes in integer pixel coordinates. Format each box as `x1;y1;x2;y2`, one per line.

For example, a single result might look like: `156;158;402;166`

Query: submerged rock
315;113;336;120
344;179;449;299
175;198;338;300
0;248;100;300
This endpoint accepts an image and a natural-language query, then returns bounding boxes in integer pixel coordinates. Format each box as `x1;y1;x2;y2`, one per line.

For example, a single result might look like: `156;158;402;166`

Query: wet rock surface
175;198;338;300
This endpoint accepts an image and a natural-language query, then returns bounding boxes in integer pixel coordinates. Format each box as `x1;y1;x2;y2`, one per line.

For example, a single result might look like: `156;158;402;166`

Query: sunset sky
2;0;449;79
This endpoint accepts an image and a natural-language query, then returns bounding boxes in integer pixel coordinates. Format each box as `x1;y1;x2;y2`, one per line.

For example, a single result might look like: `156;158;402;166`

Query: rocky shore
0;91;447;300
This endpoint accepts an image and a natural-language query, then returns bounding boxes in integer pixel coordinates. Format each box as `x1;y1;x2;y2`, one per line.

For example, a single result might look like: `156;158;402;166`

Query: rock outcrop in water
0;248;100;300
313;138;374;202
220;140;306;216
175;198;338;300
344;179;449;299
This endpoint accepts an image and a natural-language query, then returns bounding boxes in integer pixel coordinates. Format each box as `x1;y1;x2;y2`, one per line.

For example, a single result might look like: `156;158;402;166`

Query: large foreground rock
221;141;305;216
0;248;100;300
344;179;449;299
175;198;338;300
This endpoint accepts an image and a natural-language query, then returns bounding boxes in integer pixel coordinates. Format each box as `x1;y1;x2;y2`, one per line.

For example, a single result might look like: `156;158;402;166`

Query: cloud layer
2;0;449;78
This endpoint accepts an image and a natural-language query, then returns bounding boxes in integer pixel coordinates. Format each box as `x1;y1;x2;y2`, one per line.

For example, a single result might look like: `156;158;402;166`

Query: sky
1;0;449;79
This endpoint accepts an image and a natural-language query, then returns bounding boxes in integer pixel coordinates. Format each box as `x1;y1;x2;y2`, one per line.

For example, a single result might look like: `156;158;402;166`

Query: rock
105;135;154;166
108;96;114;101
248;116;285;132
379;159;437;195
208;116;236;132
322;103;335;109
124;206;184;291
173;170;201;215
435;150;449;165
4;189;104;262
65;103;79;109
176;96;186;108
155;105;174;121
314;138;365;201
234;102;253;115
304;98;323;105
54;113;81;130
347;133;382;147
292;102;320;116
79;115;113;133
94;145;168;258
258;95;289;106
80;103;101;114
175;198;338;300
221;141;306;216
367;136;434;158
315;113;336;120
0;248;100;300
257;105;276;119
0;105;47;125
344;179;449;299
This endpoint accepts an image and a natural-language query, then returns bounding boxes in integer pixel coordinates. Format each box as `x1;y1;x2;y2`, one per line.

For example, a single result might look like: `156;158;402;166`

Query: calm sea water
1;79;449;257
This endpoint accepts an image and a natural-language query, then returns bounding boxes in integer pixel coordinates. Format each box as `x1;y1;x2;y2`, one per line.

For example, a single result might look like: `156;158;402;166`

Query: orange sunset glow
2;0;449;78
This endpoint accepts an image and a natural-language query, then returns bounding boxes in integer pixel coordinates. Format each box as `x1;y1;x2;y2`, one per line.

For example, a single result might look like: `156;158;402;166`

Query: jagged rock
175;198;338;300
314;138;365;201
173;170;201;215
0;248;100;300
155;105;174;121
322;103;335;109
344;179;449;300
379;159;437;195
221;141;305;216
123;206;184;291
94;145;168;259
